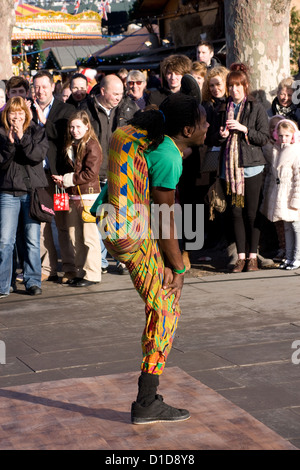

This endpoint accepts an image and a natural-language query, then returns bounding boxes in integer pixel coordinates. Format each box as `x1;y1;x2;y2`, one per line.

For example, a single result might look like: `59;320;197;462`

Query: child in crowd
52;110;102;287
262;115;285;262
260;119;300;269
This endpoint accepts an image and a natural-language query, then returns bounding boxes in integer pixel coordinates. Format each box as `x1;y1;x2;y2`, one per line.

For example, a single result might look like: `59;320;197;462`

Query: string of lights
12;47;51;57
14;23;152;39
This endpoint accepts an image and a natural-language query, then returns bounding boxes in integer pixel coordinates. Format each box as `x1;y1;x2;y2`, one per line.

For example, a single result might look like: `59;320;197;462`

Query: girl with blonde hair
261;119;300;270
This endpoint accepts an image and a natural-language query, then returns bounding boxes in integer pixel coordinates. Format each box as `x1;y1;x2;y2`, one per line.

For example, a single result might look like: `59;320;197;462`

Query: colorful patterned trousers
100;126;181;375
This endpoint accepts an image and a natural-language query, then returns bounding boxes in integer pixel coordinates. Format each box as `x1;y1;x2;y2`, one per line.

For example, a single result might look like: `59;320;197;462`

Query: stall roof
43;41;108;70
93;25;159;58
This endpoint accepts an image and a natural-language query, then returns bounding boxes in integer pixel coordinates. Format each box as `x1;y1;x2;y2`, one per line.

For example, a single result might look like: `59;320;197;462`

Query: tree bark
0;0;15;80
224;0;291;105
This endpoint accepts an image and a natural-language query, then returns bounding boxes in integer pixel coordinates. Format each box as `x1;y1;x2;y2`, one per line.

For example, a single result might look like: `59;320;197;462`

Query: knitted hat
180;74;202;105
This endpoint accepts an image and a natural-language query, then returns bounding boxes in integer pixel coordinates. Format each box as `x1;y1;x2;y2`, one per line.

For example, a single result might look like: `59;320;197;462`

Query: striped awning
15;2;46;17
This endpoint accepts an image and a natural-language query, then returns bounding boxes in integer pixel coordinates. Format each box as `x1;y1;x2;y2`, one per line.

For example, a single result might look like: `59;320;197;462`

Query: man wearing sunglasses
126;70;149;110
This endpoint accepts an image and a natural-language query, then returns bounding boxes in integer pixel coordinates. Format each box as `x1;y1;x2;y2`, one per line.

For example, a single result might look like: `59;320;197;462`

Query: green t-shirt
145;136;183;190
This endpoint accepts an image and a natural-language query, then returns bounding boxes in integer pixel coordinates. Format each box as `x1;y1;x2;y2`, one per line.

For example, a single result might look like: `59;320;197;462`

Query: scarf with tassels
224;97;247;208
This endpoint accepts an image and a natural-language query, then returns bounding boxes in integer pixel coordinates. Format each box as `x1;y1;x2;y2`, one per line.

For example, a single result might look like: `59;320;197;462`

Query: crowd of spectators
1;39;300;298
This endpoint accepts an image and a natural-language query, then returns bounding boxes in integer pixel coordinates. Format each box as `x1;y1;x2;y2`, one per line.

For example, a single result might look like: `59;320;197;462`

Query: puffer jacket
0;122;48;194
260;142;300;222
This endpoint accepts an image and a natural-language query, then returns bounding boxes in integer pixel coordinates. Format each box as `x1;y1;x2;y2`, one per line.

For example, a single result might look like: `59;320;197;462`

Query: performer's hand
163;268;184;309
163;267;173;288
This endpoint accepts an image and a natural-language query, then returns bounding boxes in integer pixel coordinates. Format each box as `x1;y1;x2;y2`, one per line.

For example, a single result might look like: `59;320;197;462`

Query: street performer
92;94;209;424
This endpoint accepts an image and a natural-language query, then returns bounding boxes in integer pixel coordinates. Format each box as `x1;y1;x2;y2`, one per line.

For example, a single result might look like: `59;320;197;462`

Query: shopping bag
53;185;69;211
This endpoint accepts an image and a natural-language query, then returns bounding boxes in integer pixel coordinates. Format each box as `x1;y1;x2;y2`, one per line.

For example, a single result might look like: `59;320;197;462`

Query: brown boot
247;258;259;272
232;258;246;273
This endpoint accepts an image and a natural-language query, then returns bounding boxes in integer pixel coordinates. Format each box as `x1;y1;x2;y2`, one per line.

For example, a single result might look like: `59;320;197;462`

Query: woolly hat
180;74;202;105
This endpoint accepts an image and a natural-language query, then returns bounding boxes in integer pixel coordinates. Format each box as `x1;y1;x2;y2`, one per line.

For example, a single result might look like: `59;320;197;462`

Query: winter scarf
224;97;247;208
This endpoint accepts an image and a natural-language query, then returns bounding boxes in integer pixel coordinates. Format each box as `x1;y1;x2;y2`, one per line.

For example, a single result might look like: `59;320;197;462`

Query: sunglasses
128;81;143;86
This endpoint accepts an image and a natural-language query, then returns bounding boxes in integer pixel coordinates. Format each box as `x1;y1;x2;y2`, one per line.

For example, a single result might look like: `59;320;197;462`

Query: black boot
131;372;190;425
136;372;159;407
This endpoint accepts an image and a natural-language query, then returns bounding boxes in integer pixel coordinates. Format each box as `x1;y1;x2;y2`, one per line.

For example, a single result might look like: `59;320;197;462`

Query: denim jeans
99;231;108;268
99;180;108;268
0;192;41;295
284;220;300;261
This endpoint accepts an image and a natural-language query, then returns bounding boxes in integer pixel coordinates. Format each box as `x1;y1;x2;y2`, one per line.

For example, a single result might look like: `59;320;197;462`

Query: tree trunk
0;0;15;80
224;0;291;106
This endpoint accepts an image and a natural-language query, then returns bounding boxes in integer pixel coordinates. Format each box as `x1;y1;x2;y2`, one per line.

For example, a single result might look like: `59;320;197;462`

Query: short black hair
160;93;201;137
197;40;214;53
70;73;88;87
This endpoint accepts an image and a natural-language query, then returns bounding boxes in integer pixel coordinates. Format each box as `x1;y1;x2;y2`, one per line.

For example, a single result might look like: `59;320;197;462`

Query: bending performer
94;93;208;424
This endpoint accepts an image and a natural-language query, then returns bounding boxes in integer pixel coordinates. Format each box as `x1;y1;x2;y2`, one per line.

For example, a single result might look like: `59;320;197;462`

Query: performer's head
129;93;209;150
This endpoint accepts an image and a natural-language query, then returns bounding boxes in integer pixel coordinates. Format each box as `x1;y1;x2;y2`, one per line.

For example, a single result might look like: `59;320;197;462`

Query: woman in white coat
260;119;300;269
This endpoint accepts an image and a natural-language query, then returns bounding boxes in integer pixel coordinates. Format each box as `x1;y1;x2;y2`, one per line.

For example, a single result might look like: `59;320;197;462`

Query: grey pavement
1;257;300;449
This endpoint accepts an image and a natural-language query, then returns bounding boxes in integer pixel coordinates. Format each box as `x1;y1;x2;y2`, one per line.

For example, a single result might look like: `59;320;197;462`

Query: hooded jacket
260;142;300;222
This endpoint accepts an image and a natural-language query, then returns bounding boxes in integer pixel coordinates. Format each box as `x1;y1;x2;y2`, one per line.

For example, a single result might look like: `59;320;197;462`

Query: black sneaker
131;394;190;425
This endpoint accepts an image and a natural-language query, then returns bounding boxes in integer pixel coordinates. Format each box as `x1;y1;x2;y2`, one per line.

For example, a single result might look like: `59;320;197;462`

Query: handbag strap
77;185;84;205
55;184;66;195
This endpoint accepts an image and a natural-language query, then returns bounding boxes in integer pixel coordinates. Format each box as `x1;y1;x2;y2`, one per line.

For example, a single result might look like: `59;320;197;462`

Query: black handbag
21;166;55;223
30;187;55;223
201;146;221;173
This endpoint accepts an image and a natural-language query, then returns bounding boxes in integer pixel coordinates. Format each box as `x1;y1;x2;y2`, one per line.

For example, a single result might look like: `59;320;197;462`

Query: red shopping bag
53;185;69;211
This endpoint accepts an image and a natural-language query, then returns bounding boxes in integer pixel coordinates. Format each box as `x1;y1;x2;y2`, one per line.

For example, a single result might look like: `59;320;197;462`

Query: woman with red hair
219;63;269;272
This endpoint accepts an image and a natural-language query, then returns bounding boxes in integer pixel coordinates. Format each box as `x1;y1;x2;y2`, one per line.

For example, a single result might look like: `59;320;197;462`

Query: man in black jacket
32;70;76;283
88;74;139;184
196;41;220;70
88;74;139;274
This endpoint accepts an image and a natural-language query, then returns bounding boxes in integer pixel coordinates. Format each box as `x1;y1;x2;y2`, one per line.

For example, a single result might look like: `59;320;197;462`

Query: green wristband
173;266;186;275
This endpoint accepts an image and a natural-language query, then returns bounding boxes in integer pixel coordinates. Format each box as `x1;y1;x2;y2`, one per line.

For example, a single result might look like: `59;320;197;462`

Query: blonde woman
0;97;48;297
52;110;103;287
202;66;229;149
268;77;300;125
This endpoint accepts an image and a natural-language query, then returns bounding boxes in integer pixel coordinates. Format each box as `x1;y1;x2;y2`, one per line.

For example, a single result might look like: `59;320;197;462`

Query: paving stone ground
0;254;300;450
